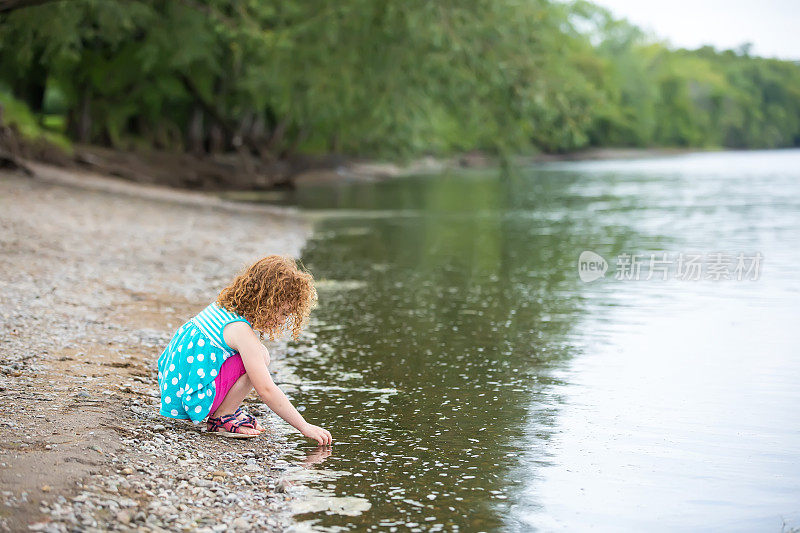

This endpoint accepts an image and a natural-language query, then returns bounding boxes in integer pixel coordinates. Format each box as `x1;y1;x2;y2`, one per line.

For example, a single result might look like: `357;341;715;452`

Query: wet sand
0;163;315;532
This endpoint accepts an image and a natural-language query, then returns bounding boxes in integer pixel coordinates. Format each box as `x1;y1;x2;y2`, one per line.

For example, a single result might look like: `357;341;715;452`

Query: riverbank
2;123;714;190
0;163;315;532
293;146;718;185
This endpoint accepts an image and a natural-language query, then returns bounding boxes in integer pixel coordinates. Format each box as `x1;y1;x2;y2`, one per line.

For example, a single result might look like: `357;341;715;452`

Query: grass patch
0;91;71;152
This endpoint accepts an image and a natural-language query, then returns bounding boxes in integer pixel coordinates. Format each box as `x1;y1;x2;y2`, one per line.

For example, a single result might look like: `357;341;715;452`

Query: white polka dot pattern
155;302;251;423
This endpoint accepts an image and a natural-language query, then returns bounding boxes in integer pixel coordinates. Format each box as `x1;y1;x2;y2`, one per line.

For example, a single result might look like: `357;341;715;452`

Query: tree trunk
328;132;341;152
188;106;204;155
77;87;92;143
265;117;289;152
209;122;224;154
282;126;310;159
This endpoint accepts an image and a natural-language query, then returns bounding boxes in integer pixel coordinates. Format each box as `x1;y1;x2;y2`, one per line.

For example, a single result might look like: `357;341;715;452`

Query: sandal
206;413;259;439
234;406;262;431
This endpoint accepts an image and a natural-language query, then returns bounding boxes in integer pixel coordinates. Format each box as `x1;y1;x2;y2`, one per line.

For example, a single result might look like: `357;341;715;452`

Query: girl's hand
300;423;333;445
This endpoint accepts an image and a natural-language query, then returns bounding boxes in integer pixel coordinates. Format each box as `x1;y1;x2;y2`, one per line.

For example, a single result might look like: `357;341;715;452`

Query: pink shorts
209;353;247;415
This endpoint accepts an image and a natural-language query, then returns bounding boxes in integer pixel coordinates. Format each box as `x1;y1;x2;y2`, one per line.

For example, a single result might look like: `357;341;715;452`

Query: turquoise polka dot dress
157;302;252;423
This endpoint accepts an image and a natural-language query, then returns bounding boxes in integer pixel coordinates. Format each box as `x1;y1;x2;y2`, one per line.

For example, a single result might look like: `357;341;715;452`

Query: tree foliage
1;0;798;160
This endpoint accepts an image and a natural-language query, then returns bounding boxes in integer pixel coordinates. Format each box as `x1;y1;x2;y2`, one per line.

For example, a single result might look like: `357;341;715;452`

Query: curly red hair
216;255;318;341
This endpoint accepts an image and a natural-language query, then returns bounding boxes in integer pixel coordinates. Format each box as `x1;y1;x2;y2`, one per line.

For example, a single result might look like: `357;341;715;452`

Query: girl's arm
223;322;332;445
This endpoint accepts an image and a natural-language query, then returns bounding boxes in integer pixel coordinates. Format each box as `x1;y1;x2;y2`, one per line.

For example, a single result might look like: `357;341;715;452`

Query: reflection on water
267;150;800;531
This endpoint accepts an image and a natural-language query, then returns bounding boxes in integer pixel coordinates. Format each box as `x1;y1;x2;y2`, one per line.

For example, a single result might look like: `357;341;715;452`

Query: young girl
157;255;332;445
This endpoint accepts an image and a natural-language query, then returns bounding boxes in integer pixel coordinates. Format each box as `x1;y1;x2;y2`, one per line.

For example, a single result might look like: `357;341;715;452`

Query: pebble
233;516;250;530
116;510;132;524
275;479;291;493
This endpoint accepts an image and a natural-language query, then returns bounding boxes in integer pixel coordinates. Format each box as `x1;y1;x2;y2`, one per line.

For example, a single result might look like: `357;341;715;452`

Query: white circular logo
578;251;608;282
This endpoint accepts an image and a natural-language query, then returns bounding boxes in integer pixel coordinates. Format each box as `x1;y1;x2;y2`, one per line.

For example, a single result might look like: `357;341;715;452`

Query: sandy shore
0;163;316;532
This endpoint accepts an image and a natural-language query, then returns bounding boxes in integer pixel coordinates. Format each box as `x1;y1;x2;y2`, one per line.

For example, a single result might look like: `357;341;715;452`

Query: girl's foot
234;406;265;432
206;413;259;438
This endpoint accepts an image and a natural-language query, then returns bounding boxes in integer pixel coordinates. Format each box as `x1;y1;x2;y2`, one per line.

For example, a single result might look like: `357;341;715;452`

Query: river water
265;150;800;532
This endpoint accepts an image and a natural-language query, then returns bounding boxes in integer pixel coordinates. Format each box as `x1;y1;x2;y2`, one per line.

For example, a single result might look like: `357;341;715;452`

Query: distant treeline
1;0;799;160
